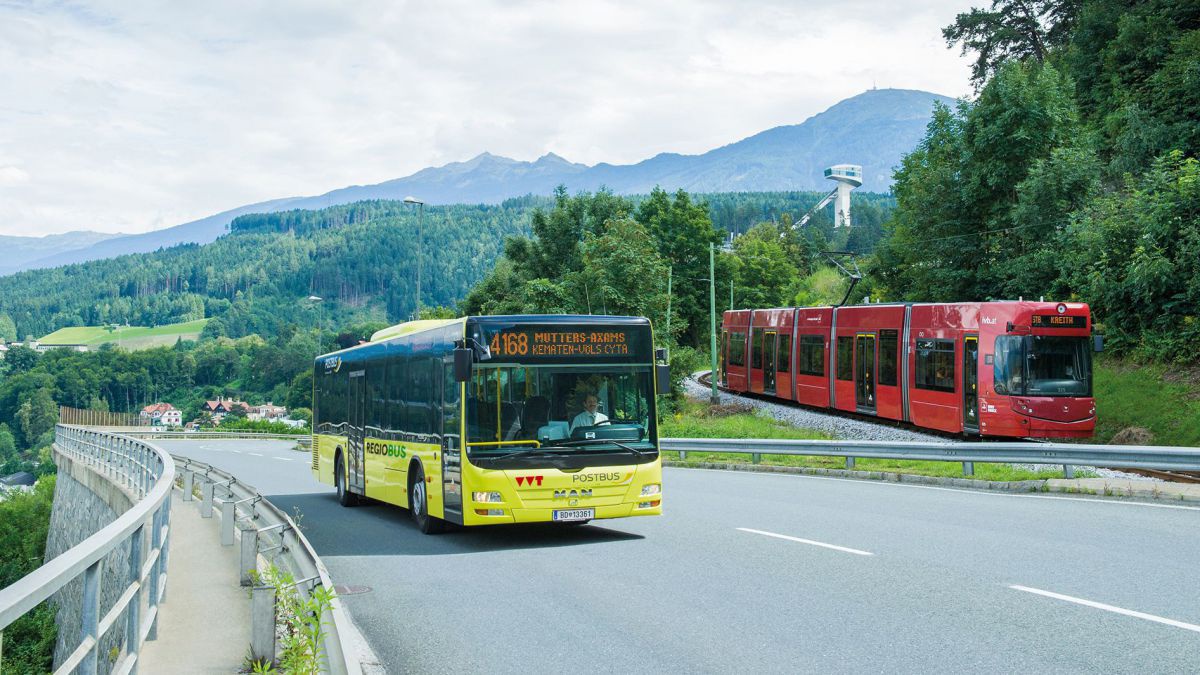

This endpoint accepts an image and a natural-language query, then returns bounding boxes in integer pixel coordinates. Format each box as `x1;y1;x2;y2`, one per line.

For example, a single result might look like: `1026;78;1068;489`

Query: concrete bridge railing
0;425;174;675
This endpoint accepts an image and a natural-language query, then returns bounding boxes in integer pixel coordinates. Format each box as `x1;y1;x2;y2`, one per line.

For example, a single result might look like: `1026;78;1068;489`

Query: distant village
140;397;305;430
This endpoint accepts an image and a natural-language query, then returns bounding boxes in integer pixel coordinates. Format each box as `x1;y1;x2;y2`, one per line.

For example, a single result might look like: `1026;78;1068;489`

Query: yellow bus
311;315;667;533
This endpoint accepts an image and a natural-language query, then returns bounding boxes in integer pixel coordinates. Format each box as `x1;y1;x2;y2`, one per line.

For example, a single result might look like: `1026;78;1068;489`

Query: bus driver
570;392;609;432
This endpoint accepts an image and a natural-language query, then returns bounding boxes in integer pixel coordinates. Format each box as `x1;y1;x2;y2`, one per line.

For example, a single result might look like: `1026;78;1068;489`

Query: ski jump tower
790;163;864;231
823;164;862;228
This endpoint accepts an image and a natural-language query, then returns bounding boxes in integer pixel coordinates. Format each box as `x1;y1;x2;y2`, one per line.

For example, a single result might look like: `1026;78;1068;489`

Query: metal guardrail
660;437;1200;478
173;456;357;673
112;429;312;447
0;425;174;675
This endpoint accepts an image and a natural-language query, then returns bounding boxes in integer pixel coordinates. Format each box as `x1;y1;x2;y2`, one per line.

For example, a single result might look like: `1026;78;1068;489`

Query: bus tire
335;451;357;507
409;463;446;534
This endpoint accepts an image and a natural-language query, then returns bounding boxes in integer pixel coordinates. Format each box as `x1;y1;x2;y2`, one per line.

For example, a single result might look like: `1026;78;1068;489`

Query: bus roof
370;318;461;343
368;314;650;344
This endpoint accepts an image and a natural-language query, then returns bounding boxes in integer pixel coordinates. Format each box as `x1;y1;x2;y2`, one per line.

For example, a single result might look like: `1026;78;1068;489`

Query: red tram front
719;301;1097;439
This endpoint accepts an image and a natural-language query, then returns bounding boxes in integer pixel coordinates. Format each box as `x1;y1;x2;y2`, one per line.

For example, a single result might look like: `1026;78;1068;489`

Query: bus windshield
994;335;1092;397
466;364;656;458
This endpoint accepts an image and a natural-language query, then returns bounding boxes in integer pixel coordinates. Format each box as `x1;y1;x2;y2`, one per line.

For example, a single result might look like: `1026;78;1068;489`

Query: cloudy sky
0;0;976;237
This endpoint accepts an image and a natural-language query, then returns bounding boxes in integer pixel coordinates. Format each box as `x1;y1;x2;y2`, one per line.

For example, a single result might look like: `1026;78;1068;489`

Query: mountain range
6;88;953;276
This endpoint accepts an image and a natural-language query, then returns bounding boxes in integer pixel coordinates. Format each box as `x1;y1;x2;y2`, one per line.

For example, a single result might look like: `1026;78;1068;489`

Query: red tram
719;301;1098;438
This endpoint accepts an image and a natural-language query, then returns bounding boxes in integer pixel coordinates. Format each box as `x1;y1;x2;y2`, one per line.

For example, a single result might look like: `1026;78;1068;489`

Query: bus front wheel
409;464;446;534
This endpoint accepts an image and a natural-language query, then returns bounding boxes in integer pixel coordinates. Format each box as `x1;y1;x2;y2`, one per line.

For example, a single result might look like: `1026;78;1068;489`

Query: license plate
552;508;594;522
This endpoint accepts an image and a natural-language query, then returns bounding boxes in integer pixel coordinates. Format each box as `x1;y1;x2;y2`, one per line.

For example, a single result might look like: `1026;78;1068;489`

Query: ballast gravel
683;372;1156;482
683;373;945;443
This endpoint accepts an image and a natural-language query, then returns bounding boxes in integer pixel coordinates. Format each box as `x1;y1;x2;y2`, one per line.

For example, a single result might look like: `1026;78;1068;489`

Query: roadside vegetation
660;398;1079;482
0;476;58;673
1093;356;1200;448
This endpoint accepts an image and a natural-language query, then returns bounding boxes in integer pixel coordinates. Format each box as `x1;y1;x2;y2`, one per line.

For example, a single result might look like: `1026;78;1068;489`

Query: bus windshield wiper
557;438;648;455
489;447;568;461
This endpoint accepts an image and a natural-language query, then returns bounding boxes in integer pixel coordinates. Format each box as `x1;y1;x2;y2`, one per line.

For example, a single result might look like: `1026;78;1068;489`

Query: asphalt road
159;439;1200;674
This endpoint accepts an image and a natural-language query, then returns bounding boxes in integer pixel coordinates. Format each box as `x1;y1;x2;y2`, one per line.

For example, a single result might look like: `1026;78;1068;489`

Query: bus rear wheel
335;453;357;507
409;464;446;534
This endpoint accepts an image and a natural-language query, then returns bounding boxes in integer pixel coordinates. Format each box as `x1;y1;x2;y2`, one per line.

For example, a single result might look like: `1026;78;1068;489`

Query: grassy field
659;398;1079;481
39;319;209;351
1093;356;1200;448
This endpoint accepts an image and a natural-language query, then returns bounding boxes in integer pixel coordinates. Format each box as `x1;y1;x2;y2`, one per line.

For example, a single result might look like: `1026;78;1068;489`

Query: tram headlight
640;483;661;496
472;491;503;503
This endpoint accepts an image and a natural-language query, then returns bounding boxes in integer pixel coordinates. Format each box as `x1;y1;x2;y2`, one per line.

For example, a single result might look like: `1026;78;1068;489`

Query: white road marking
737;527;873;556
272;456;294;461
248;452;264;457
1010;585;1200;634
676;467;1200;512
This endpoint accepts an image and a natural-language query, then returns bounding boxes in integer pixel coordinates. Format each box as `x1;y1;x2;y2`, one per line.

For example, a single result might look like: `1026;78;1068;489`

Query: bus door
347;370;367;492
441;355;463;519
763;331;777;395
963;335;979;433
855;333;876;412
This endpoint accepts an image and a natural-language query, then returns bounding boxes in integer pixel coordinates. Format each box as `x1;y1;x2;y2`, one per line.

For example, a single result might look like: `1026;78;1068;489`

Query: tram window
879;329;899;386
728;332;746;367
777;335;791;373
836;336;853;381
915;339;955;392
750;328;764;369
799;335;824;376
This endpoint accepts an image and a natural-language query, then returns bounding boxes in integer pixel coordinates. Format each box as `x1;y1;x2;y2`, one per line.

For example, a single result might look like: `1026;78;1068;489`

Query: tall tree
635;188;724;345
945;0;1080;88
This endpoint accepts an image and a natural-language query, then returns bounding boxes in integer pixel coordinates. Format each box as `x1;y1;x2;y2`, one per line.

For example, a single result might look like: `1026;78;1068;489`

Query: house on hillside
140;402;182;427
248;402;288;421
0;343;7;360
1;471;37;497
37;342;89;353
202;397;250;423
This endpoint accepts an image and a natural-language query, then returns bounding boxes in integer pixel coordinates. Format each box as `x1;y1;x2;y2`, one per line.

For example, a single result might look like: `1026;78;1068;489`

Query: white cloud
0;166;30;185
0;0;976;236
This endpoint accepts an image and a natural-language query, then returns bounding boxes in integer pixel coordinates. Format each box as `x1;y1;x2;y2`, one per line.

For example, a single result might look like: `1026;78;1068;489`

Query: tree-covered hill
0;190;895;341
874;0;1200;362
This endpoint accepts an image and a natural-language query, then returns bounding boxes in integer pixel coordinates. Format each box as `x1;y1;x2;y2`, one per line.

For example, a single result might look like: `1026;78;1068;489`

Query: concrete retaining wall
45;446;138;674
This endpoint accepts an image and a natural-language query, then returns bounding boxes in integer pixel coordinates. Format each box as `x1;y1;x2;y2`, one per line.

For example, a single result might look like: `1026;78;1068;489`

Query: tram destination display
1031;314;1086;329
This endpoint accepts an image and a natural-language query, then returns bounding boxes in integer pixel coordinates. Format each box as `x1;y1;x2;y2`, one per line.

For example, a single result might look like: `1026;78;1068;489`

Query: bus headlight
472;491;503;503
640;484;661;496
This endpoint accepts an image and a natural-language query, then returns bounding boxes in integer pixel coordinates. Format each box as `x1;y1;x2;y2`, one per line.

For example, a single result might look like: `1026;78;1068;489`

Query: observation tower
823;164;862;228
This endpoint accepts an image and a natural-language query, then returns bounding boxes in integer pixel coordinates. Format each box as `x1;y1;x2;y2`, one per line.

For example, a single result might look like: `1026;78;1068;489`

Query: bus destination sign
1031;314;1086;329
482;325;650;362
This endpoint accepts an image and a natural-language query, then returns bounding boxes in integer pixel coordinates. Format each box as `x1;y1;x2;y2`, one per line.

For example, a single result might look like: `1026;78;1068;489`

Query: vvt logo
982;317;997;325
515;475;543;487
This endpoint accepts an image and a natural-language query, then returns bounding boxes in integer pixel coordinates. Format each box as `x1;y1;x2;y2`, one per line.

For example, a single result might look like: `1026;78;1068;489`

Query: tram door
855;334;876;411
347;370;367;492
963;335;979;433
762;331;777;395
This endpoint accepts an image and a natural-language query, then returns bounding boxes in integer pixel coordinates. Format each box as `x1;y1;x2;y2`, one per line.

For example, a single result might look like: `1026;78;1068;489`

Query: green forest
0;187;894;478
875;0;1200;362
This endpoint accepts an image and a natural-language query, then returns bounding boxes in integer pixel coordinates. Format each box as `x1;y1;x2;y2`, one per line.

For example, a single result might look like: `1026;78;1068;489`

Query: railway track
1118;468;1200;484
693;370;965;441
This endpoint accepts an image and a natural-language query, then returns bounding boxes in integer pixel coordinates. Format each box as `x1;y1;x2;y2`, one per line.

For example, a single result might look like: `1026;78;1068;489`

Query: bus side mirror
454;347;472;382
656;364;671;395
1093;335;1104;353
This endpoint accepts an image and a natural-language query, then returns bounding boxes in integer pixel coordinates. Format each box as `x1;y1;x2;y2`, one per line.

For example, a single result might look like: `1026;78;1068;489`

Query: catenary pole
665;267;672;344
709;243;719;405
